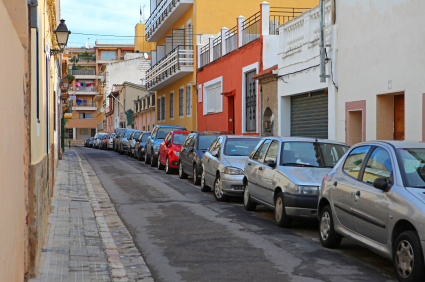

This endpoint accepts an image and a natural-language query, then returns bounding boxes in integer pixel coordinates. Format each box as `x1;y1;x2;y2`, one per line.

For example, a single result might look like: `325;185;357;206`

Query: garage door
290;91;328;139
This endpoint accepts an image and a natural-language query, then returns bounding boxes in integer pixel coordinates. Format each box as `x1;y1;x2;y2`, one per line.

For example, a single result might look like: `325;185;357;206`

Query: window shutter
215;85;221;113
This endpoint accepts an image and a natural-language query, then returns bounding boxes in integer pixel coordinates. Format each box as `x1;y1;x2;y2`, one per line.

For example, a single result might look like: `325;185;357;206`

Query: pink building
133;92;156;132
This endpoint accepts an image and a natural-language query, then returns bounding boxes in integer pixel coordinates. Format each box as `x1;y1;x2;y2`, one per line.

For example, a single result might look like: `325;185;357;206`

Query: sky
60;0;151;48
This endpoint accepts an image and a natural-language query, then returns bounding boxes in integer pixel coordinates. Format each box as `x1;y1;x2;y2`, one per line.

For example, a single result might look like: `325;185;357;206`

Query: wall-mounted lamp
50;19;71;56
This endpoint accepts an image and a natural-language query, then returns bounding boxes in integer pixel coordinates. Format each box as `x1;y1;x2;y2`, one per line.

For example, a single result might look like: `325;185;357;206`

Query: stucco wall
0;0;26;280
336;0;425;142
260;76;278;136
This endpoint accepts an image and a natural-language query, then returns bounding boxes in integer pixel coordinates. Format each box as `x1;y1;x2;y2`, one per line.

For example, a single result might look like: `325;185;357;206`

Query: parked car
128;130;144;157
158;131;190;173
119;129;135;155
107;133;116;150
243;137;349;228
145;125;187;167
318;140;425;281
113;129;126;152
178;131;225;184
134;132;151;161
88;137;94;148
84;138;90;147
93;133;105;149
200;135;262;202
101;134;110;150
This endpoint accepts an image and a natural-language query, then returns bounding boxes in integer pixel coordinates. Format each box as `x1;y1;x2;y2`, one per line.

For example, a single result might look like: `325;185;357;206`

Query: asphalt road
76;146;397;282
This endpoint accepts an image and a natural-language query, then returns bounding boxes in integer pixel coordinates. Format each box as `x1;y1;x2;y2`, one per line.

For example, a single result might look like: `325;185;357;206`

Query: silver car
119;129;135;155
128;130;144;157
94;133;107;149
319;141;425;281
107;133;116;150
200;135;262;202
243;137;349;228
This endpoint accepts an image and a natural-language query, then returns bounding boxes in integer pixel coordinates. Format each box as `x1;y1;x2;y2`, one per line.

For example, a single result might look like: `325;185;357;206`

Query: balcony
145;0;194;42
72;102;97;111
146;45;194;91
70;69;103;79
69;86;99;95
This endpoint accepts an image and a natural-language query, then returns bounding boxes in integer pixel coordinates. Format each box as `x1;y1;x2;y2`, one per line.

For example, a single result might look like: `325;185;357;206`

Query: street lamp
62;79;70;90
51;19;71;56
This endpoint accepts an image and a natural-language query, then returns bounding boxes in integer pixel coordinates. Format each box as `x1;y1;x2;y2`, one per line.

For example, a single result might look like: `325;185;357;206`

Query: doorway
347;110;362;146
394;94;405;140
376;93;404;140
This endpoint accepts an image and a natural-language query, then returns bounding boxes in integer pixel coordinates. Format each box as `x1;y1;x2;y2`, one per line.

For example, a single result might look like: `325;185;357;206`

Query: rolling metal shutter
290;91;328;139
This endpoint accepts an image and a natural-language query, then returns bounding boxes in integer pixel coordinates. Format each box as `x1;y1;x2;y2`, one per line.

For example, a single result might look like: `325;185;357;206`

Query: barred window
170;92;174;118
179;88;184;116
157;97;161;121
186;85;191;115
161;96;166;120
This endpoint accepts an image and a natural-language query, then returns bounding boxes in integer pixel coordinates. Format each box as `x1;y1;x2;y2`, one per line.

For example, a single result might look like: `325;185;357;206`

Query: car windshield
224;138;262;156
173;133;188;145
124;131;133;138
133;132;143;139
199;135;219;150
141;133;151;142
157;127;183;139
281;142;348;168
397;148;425;187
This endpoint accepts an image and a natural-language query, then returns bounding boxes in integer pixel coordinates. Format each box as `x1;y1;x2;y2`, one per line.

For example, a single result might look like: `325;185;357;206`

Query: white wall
336;0;425;142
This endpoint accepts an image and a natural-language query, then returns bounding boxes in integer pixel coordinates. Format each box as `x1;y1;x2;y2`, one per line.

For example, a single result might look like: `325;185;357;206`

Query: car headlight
295;185;319;195
223;167;244;175
173;151;180;156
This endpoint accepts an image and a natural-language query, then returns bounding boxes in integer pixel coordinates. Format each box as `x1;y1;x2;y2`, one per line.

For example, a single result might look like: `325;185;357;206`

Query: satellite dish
100;108;105;113
144;53;149;59
85;43;91;49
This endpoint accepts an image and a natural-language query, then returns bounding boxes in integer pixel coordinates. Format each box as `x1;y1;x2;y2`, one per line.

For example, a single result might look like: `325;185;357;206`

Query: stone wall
27;155;52;277
260;76;278;136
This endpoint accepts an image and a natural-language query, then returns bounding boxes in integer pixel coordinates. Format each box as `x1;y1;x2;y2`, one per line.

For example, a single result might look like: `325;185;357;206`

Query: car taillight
323;174;328;182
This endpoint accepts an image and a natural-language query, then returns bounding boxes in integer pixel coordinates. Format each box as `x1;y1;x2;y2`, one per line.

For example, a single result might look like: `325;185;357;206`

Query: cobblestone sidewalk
30;150;153;282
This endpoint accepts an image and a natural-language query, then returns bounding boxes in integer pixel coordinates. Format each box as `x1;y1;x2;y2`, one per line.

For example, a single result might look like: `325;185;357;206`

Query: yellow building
135;23;155;53
145;0;318;131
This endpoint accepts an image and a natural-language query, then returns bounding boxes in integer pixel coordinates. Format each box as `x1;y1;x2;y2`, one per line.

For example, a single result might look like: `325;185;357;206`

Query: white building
276;0;336;139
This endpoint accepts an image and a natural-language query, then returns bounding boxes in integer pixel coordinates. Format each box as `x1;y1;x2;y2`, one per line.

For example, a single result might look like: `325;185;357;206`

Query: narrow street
76;147;397;282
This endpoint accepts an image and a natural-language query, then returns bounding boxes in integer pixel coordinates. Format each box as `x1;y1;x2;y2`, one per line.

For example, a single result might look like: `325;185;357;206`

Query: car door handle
355;191;361;197
247;162;251;166
259;167;263;171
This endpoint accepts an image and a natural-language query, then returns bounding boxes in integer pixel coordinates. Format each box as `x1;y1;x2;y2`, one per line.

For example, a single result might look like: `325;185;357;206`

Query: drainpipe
260;86;263;136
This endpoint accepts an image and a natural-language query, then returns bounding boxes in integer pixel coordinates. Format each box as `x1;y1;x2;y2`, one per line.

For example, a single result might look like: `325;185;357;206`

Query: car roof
355;140;425;149
260;136;348;146
171;131;190;134
157;125;185;128
225;135;263;139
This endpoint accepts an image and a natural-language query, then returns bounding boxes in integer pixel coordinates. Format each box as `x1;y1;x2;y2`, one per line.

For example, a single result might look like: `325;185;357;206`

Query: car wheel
214;175;230;202
145;152;151;165
150;150;158;167
193;165;201;185
179;161;188;179
158;155;165;170
319;205;342;248
243;182;257;211
393;230;425;282
274;192;292;228
138;150;144;161
127;148;131;156
200;168;210;192
165;157;173;174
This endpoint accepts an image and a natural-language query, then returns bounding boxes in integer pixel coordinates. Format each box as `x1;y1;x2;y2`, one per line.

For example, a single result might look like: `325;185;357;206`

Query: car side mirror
165;140;169;146
373;177;388;191
189;147;194;152
267;160;276;168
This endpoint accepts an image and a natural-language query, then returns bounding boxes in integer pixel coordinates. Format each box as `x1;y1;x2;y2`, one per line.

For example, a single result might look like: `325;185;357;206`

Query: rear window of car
157;127;185;139
124;131;134;138
224;138;262;156
173;133;188;145
133;132;143;139
141;133;151;142
199;135;219;150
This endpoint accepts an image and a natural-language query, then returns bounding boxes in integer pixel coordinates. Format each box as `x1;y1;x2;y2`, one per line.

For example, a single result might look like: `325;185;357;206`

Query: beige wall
0;0;27;281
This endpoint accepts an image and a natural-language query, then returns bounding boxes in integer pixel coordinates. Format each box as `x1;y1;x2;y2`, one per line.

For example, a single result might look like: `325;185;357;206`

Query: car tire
138;150;144;161
319;205;342;248
193;165;201;185
127;148;131;156
165;157;173;174
214;175;230;202
145;152;151;165
200;168;210;192
158;155;165;170
243;182;257;211
274;192;292;228
179;161;188;179
133;150;137;159
393;230;425;282
151;150;158;167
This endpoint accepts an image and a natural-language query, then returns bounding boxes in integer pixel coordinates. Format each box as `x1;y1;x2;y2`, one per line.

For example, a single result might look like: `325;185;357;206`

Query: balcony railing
242;11;261;46
146;45;194;90
213;37;221;61
269;7;310;35
70;70;96;75
200;44;209;68
77;56;96;61
74;87;94;92
225;26;238;54
73;102;96;107
145;0;179;38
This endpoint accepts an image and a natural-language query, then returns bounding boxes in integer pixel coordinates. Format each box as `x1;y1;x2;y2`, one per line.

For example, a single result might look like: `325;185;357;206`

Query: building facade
133;92;156;131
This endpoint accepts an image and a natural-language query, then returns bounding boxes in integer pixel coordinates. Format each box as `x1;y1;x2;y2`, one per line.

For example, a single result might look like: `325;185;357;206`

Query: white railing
145;0;179;39
146;45;194;89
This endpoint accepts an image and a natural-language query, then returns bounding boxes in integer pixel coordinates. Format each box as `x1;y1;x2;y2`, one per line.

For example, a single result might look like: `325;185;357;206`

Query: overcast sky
61;0;151;47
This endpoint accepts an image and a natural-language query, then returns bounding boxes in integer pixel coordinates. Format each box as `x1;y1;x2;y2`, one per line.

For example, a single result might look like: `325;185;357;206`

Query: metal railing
73;102;96;107
225;25;238;54
146;45;194;89
77;56;96;61
242;11;261;46
70;70;96;75
75;87;94;92
200;44;209;67
269;7;310;35
213;37;221;61
145;0;180;39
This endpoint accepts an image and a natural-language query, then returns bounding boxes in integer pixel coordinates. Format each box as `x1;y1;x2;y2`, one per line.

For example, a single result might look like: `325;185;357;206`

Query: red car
158;131;190;174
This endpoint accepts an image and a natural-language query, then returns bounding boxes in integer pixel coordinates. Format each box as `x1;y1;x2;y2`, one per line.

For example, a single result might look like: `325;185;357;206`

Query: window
179;88;184;116
161;96;166;120
264;141;280;164
362;148;392;184
80;129;88;135
151;96;154;106
79;113;93;119
252;140;271;161
101;51;116;60
65;128;73;139
91;129;96;137
343;146;371;179
186;85;192;115
225;138;262;157
205;83;222;114
173;133;188;145
157;98;161;121
170;92;174;118
208;138;218;152
199;135;219;150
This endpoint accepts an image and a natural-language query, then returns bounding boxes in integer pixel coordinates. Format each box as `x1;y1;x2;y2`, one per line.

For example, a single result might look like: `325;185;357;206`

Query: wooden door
394;95;405;140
